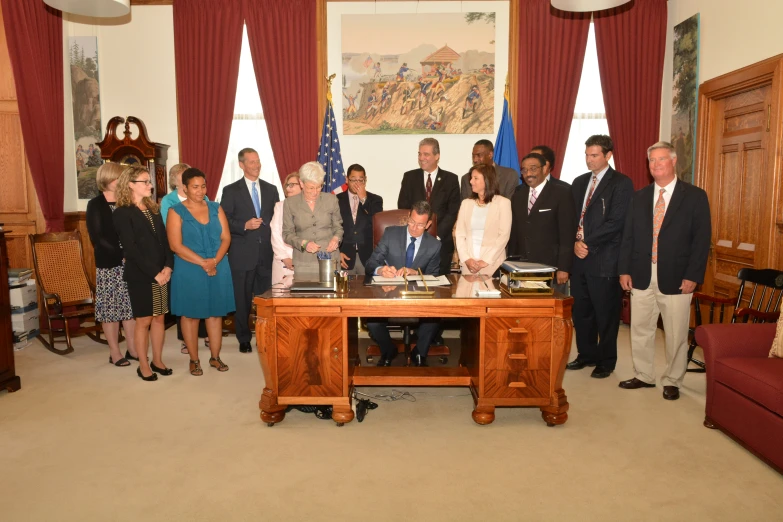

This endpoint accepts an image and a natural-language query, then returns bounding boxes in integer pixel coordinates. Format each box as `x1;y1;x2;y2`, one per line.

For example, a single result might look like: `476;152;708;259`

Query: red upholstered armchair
695;323;783;473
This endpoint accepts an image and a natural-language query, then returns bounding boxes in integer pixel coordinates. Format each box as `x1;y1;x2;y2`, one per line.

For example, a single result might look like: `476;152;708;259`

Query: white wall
327;1;510;206
660;0;783;140
63;6;178;212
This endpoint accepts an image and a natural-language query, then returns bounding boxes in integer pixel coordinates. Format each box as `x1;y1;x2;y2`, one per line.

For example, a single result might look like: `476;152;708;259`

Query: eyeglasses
130;180;153;185
407;219;428;229
519;166;541;174
285;183;299;188
348;178;366;184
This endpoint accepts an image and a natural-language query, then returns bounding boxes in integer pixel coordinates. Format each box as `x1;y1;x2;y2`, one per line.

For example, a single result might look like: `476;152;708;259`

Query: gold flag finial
326;73;336;103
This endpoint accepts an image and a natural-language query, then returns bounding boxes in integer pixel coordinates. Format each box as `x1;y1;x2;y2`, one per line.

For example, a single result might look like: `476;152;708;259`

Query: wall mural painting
70;36;104;199
341;12;496;135
671;13;699;183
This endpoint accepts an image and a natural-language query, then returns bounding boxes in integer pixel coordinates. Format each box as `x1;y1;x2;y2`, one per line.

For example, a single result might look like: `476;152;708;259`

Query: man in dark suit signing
365;201;441;367
460;139;519;200
618;141;711;400
220;147;280;353
508;153;576;294
398;137;460;276
567;134;634;379
337;164;383;275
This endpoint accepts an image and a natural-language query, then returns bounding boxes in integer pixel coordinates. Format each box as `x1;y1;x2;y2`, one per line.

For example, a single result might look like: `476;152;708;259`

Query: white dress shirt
528;178;548;210
422;168;439;188
581;165;610;210
654;177;677;216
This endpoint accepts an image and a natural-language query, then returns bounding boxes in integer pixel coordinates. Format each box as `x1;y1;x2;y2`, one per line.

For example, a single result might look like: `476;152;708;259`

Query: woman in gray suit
282;161;343;274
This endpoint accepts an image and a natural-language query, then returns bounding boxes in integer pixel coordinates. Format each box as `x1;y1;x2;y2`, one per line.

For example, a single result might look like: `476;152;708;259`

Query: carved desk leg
540;388;569;427
259;387;286;426
331;404;355;427
472;402;495;425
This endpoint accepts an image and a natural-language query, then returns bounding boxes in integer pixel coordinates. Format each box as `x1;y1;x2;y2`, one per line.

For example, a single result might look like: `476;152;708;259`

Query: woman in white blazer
455;164;512;276
270;171;301;285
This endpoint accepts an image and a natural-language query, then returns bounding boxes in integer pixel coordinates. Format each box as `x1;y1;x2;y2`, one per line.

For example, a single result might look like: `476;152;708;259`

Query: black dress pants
367;319;440;360
231;263;272;344
570;271;621;370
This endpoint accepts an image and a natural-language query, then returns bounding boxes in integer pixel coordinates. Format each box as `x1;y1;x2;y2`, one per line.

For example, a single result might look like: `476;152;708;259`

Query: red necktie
576;175;598;241
426;173;433;203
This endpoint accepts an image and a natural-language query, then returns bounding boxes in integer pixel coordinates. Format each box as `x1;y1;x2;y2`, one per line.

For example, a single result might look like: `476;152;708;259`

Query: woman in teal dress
166;168;235;376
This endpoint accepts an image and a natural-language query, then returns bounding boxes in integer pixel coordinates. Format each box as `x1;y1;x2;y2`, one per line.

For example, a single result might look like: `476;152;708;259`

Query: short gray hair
647;141;677;160
419;137;440;155
168;163;190;190
298;161;326;185
410;200;433;220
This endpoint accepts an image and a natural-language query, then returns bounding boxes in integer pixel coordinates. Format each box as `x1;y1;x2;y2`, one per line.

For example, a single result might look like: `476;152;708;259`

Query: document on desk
371;275;451;286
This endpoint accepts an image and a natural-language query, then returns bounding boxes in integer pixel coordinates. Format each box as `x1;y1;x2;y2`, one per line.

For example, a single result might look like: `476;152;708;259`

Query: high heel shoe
150;362;173;376
125;350;139;361
137;367;158;381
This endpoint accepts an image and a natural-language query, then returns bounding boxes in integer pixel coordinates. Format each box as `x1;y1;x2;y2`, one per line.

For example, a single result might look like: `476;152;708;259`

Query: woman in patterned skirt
113;165;174;382
85;162;137;367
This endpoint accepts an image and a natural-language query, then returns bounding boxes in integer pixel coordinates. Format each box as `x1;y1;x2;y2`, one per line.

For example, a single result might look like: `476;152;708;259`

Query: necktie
405;237;416;268
528;187;537;215
426;173;433;203
652;188;666;264
350;194;359;223
251;182;261;218
576;175;598;241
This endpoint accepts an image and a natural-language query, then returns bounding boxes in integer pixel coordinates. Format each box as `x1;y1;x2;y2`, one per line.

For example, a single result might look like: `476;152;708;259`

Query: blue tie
251;182;261;218
405;237;416;268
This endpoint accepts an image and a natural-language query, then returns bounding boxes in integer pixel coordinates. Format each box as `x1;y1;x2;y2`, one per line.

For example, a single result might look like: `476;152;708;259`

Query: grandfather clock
96;116;170;201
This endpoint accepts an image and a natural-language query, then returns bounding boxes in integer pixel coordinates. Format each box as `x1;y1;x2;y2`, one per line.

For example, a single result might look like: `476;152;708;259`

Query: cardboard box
12;308;40;335
10;280;37;312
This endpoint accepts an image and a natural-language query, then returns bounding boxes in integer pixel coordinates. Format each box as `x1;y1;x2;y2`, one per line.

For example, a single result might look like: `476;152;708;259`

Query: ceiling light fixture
43;0;130;18
551;0;632;12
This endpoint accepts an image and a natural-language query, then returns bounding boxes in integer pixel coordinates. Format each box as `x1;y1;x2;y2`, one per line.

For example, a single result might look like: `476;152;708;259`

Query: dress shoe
150;362;173;376
136;367;158;382
124;349;139;361
376;358;392;367
590;366;613;379
411;354;428;367
565;358;596;370
663;386;680;400
618;377;656;389
239;342;252;353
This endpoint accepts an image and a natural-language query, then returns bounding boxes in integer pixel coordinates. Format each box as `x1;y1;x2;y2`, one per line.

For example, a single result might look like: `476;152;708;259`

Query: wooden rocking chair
30;230;107;355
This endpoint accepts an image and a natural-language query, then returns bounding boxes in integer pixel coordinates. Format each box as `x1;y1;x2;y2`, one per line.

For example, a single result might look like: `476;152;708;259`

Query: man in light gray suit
365;201;441;367
460;139;519;200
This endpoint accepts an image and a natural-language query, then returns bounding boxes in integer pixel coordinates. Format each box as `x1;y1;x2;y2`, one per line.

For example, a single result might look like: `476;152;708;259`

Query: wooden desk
253;276;572;426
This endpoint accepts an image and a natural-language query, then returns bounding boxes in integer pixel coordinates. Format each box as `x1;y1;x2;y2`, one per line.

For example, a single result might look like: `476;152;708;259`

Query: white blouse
471;204;489;259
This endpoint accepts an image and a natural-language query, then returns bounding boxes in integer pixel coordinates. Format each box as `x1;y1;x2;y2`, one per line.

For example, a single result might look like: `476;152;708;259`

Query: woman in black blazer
112;165;174;381
86;162;138;367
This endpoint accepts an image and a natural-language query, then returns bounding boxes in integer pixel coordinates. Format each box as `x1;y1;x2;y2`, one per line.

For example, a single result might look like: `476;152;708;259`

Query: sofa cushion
713;357;783;416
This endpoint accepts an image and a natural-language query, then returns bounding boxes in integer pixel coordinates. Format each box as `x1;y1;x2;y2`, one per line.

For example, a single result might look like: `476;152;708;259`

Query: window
215;26;284;202
559;22;614;184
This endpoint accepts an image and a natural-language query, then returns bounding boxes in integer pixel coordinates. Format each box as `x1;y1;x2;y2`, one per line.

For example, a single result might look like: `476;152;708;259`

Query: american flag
317;99;347;194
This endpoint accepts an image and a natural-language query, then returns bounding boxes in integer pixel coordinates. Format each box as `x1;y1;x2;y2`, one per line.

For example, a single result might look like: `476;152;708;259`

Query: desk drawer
486;317;552;344
485;342;551;371
484;369;551;399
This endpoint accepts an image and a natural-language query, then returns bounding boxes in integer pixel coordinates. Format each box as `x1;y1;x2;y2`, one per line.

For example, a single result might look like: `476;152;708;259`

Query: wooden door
276;316;343;398
696;55;783;305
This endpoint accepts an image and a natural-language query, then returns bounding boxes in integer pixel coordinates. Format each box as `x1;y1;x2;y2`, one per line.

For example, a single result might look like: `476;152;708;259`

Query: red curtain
244;0;318;183
594;0;667;189
173;0;243;200
1;0;63;232
515;0;590;179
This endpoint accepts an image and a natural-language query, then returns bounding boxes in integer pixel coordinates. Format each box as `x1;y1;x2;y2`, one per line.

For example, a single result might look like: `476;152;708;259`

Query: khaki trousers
629;263;693;388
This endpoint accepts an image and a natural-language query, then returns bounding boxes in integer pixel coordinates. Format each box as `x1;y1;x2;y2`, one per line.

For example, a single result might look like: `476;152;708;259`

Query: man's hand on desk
396;267;418;277
378;265;398;278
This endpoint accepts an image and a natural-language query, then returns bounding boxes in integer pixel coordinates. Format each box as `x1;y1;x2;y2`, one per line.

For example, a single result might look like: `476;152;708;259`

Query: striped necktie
528;187;537;215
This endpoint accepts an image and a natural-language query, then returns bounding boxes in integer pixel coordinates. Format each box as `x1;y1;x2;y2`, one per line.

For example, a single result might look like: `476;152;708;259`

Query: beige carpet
1;326;781;521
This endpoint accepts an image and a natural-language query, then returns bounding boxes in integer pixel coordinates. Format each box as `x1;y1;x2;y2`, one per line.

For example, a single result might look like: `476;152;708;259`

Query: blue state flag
494;88;521;184
316;99;347;194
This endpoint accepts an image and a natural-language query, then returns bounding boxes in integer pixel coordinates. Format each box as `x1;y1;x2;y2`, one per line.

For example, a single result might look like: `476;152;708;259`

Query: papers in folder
371;274;451;286
500;261;557;273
